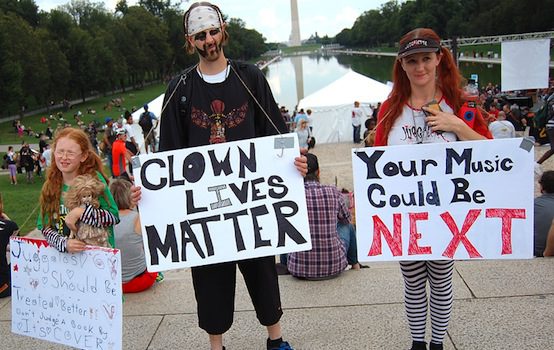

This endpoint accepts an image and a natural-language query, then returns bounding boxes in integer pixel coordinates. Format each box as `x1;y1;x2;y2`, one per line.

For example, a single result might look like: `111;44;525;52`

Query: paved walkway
1;141;553;349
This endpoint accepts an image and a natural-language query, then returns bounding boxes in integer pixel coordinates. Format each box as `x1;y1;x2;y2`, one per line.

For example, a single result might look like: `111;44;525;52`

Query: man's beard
197;40;223;61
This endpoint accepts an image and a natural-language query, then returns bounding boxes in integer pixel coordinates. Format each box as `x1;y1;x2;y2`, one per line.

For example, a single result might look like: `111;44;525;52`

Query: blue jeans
353;125;361;143
280;254;288;266
337;223;358;265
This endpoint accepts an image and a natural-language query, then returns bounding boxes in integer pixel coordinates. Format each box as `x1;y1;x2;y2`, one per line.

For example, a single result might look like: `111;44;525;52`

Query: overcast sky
35;0;391;43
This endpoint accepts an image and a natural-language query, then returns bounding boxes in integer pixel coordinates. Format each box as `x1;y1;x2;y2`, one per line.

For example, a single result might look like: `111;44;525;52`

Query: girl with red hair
374;28;492;350
38;127;119;253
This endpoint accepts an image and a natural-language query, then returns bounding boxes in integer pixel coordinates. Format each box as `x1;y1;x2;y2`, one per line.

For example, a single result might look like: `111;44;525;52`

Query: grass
1;83;166;235
1;173;45;235
0;83;166;145
279;43;321;54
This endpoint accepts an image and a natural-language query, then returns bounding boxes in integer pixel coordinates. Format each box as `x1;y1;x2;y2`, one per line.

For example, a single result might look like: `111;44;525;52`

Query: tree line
335;0;554;48
0;0;268;117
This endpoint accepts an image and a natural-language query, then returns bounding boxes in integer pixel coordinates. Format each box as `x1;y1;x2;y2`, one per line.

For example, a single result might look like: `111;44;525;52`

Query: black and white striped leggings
400;260;454;345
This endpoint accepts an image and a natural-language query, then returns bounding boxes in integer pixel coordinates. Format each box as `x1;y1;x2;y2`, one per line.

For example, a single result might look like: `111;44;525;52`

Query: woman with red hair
38;127;119;253
374;28;492;350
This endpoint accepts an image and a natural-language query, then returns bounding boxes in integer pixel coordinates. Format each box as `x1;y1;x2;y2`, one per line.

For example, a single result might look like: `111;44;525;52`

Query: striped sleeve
80;204;120;227
42;226;68;252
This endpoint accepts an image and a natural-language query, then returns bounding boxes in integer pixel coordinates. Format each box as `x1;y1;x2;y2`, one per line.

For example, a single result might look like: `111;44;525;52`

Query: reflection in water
290;56;304;105
265;54;505;113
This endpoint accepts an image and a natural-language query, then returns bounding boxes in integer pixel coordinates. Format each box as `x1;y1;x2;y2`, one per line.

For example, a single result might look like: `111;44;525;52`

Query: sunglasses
194;28;221;41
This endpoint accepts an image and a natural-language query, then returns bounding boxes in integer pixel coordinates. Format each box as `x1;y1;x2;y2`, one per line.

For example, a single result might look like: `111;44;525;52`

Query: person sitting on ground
109;179;162;293
534;170;554;257
488;110;516;139
0;193;20;298
363;118;377;147
543;218;554;257
287;153;349;280
339;188;361;270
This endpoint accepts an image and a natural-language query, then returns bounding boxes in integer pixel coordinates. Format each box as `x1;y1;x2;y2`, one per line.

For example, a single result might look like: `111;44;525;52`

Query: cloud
333;6;360;30
252;5;290;43
258;7;280;29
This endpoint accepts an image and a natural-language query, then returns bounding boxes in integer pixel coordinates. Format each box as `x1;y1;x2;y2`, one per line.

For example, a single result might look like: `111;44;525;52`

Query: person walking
351;101;364;143
374;28;492;350
5;146;18;185
139;104;158;154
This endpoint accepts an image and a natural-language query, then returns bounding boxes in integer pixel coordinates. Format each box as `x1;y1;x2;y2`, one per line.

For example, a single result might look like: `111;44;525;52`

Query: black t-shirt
39;139;47;153
19;146;32;166
186;72;256;147
159;61;287;152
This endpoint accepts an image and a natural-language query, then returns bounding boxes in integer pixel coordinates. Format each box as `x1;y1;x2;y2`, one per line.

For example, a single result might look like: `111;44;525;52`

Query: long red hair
39;127;109;227
379;28;463;140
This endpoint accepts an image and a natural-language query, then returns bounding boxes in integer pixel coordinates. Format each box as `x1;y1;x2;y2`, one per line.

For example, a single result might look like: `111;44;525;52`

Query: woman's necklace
408;88;437;144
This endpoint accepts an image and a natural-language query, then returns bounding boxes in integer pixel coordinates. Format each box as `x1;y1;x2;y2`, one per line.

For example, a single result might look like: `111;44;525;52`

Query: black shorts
191;256;283;334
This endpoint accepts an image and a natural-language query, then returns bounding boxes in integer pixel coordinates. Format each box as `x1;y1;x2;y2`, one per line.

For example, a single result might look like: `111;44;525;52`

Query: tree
225;18;267;61
0;12;48;112
138;0;170;18
36;28;71;107
0;0;39;27
115;0;128;15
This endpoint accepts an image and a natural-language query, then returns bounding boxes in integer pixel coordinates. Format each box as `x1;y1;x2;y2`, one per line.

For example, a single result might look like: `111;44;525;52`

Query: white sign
10;237;122;350
501;39;550;92
352;138;534;261
135;133;311;271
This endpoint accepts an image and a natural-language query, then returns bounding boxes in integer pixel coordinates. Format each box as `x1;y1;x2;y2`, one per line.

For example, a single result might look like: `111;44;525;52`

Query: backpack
139;112;153;132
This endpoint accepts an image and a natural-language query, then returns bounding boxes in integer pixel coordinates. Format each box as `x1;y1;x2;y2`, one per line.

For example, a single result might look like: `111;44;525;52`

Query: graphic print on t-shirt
191;99;248;144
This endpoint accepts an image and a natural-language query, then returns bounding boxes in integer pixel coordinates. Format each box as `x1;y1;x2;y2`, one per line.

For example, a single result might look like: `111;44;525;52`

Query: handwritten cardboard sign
134;133;311;271
10;237;122;349
352;138;534;261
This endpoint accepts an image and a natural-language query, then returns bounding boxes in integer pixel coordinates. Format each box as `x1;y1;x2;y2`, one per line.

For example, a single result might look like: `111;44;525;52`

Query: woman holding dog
373;28;492;350
37;128;119;253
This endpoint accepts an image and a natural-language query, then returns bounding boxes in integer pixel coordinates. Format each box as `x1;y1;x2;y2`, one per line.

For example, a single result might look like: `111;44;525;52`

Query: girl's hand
65;207;85;232
130;185;142;207
66;238;86;253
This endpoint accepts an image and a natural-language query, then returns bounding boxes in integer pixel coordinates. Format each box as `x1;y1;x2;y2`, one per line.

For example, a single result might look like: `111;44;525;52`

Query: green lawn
1;173;45;235
0;83;166;145
1;83;166;235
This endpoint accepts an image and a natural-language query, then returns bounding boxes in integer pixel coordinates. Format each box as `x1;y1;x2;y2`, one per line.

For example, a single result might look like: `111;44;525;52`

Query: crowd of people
1;3;554;350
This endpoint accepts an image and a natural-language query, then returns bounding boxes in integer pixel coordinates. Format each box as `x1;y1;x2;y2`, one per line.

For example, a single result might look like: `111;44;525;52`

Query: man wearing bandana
158;2;306;350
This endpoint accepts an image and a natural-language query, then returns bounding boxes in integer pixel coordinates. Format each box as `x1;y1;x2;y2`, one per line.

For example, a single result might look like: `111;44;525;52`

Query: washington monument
289;0;301;46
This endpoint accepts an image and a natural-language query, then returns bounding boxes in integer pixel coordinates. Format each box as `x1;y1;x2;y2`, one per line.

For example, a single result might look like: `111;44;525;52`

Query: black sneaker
410;340;427;350
268;341;293;350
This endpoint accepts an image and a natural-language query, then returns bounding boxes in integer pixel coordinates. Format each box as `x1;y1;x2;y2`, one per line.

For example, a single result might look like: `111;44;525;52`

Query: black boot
429;343;443;350
410;340;427;350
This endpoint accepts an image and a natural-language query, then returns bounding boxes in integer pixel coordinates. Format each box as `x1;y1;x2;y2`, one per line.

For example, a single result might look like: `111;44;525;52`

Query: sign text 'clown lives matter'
135;134;311;271
352;138;534;261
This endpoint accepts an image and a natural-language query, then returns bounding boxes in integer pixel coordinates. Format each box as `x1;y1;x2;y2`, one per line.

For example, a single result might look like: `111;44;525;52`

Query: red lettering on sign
368;214;403;256
408;212;432;255
441;209;482;258
485;208;526;255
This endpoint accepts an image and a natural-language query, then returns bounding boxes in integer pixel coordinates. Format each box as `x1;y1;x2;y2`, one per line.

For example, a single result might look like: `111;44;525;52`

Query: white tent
130;93;164;154
297;70;392;144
